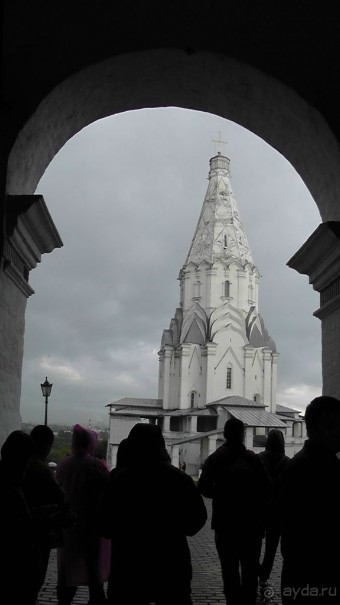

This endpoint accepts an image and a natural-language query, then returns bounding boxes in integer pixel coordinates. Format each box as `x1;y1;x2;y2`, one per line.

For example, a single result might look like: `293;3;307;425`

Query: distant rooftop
106;397;162;408
110;407;162;418
276;403;302;415
109;404;217;418
206;395;264;408
228;407;287;428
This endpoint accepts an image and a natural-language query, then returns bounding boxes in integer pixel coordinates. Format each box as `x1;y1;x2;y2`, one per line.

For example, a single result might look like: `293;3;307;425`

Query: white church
107;150;306;474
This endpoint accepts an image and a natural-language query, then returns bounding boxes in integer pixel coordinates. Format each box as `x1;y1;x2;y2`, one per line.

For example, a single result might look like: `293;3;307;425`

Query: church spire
185;152;253;267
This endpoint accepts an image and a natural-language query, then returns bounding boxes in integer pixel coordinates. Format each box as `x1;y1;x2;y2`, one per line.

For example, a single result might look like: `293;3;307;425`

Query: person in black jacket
257;429;290;596
0;431;43;605
280;396;340;604
100;423;207;605
23;425;66;600
198;418;271;605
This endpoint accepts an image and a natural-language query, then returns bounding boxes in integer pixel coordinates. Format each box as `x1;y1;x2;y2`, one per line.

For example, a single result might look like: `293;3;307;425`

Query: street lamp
41;376;53;426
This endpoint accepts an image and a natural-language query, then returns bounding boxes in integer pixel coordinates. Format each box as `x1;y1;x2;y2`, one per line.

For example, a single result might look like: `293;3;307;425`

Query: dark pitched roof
276;403;302;415
106;397;162;408
110;407;163;417
206;395;264;408
228;407;286;428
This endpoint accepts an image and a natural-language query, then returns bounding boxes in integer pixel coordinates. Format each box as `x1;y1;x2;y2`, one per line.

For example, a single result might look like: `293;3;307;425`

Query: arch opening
19;107;322;425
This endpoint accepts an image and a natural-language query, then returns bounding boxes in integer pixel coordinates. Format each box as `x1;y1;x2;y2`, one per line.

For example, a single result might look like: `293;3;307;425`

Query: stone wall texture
0;270;27;445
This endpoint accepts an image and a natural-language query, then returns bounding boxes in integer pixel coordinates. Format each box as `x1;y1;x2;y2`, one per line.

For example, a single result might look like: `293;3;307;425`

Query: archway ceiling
4;2;340;219
4;1;340;138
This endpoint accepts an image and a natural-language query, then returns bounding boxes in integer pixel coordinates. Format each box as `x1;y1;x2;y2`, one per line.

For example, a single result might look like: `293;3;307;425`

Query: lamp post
41;377;53;426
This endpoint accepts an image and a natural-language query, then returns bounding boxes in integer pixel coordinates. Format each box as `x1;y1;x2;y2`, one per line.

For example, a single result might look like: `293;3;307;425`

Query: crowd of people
0;395;339;604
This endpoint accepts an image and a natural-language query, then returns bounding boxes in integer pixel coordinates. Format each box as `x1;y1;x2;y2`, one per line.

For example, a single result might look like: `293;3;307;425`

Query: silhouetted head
223;418;245;444
127;423;170;463
265;429;285;454
116;438;132;470
72;424;96;456
30;425;54;459
1;430;36;480
304;396;340;453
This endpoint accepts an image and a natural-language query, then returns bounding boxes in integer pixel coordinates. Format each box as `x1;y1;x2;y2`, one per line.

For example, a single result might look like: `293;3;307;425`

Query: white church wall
168;257;272;413
209;264;229;310
182;261;256;316
236;268;248;311
270;353;278;412
188;346;202;392
204;262;252;313
248;350;265;403
181;266;194;312
194;356;206;408
158;352;164;399
182;441;201;475
109;415;140;446
107;444;118;470
214;262;254;312
178;343;191;408
263;347;273;405
216;406;231;430
285;420;293;437
197;264;207;310
179;343;208;409
189;347;205;407
204;343;220;403
209;331;247;402
162;347;173;409
169;351;180;409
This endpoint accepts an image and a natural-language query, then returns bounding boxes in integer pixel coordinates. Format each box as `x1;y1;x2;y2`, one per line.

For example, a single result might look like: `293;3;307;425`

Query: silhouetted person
198;418;270;605
109;438;132;479
257;429;290;595
56;424;110;605
280;396;340;604
23;425;66;599
0;430;43;605
100;423;207;604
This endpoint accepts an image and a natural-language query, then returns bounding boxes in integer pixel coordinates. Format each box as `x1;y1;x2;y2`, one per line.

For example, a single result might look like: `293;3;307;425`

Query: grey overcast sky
20;107;322;428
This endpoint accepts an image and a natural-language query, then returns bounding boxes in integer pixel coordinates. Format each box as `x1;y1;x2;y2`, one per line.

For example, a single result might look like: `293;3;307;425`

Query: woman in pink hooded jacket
56;424;110;605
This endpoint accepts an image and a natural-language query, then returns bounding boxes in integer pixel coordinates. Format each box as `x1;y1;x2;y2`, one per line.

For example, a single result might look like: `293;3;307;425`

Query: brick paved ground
37;500;282;604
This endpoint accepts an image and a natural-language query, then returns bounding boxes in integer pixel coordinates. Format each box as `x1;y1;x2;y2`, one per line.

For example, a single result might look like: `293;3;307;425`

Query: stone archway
3;48;340;442
7;49;340;222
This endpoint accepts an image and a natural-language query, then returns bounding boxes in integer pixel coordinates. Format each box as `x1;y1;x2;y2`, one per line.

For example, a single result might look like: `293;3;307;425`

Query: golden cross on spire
212;131;227;155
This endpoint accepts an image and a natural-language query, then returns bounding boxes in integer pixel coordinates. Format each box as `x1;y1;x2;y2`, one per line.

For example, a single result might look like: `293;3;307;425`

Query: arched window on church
224;234;228;248
226;366;232;389
224;280;230;297
190;392;195;406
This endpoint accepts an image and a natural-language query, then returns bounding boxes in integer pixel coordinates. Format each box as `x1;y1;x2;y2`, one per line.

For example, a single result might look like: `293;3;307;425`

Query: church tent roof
185;153;254;267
